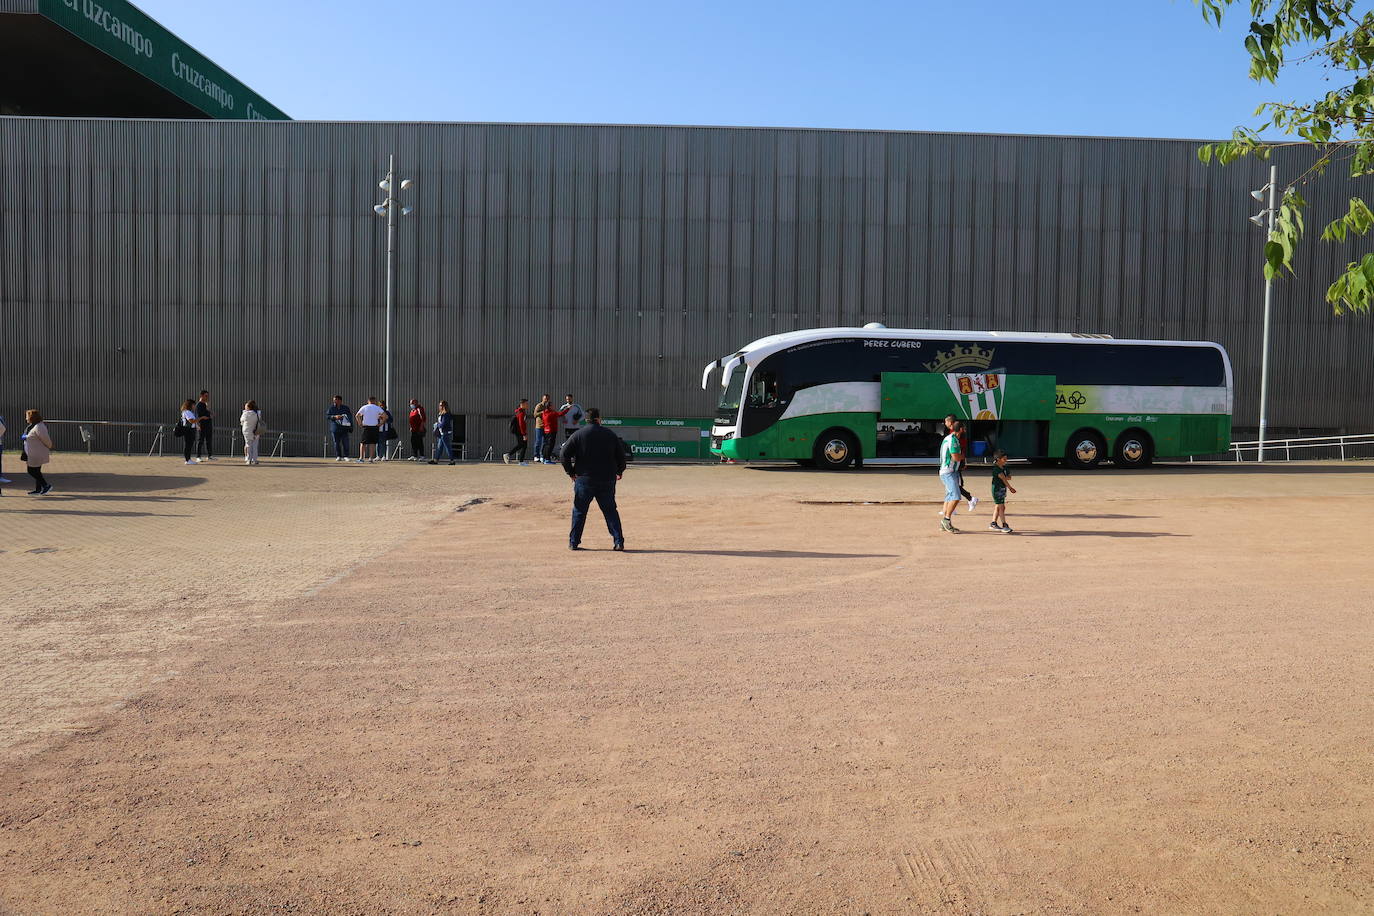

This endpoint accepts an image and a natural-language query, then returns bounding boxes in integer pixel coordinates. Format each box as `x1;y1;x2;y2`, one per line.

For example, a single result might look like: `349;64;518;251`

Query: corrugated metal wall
2;116;1372;450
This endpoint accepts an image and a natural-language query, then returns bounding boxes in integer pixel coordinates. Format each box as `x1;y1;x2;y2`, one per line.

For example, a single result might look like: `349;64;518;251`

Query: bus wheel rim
823;439;849;462
1075;439;1098;462
1122;439;1144;461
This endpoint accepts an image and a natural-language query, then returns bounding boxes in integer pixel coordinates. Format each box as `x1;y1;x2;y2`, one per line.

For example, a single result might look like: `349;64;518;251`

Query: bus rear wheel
1114;430;1153;468
814;429;859;470
1064;429;1107;470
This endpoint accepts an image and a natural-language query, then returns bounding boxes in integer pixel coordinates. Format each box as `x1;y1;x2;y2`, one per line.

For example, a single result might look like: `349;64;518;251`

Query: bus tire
1064;429;1107;470
1114;429;1154;468
814;429;859;470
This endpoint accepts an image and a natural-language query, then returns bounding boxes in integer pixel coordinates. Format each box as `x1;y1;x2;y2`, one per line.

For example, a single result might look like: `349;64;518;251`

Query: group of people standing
326;396;456;464
505;394;585;466
175;390;266;466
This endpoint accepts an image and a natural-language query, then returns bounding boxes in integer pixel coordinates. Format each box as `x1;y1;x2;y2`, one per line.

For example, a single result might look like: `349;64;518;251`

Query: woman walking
429;400;455;464
179;398;197;464
241;400;265;465
21;409;54;495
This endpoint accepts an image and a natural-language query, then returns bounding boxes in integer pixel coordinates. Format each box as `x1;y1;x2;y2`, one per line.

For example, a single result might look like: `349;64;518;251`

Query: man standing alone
561;407;626;551
195;390;215;462
327;395;352;461
407;399;427;460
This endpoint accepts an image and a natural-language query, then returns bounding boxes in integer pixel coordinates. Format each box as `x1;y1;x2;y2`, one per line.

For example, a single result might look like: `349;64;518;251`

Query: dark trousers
506;435;527;461
570;477;623;547
541;432;556;462
27;465;47;489
956;466;972;502
411;431;424;457
331;429;350;459
182;429;195;461
196;422;214;458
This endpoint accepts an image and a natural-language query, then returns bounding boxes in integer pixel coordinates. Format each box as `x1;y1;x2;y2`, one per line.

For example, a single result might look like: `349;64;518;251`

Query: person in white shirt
355;396;386;463
241;400;265;465
179;399;198;464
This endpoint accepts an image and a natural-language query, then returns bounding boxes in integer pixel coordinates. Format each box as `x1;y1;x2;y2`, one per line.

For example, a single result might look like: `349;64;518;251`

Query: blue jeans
532;428;545;461
331;429;350;459
570;477;623;547
433;432;453;461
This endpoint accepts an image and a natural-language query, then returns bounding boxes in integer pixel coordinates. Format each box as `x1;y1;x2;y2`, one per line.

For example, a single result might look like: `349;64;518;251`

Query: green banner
599;417;712;459
38;0;289;120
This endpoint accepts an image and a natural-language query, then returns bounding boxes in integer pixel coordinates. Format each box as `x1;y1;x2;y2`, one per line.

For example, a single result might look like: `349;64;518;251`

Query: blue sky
135;0;1334;139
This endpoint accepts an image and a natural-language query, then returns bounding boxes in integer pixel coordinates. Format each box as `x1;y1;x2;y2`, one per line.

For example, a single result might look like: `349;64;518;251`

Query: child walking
988;449;1017;533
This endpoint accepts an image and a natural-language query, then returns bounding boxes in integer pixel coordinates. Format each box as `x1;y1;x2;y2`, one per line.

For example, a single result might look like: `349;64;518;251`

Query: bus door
880;372;1057;459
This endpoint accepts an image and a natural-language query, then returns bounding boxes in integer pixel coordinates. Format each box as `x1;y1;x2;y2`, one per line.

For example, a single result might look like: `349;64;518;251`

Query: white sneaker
969;496;979;512
355;458;364;463
185;460;195;465
503;454;510;465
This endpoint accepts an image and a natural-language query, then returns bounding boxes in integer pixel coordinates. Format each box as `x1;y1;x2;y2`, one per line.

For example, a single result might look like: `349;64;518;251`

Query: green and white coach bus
702;324;1233;470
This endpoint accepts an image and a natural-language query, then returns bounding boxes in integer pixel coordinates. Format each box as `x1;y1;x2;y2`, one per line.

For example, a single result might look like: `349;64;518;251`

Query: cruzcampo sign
37;0;289;120
598;417;712;460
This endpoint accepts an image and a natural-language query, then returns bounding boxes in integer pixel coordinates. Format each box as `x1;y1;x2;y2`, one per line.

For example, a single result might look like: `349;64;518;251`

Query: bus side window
748;371;779;407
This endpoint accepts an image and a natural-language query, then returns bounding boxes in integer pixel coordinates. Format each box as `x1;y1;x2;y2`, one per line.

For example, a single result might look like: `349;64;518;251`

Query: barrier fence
1224;433;1374;462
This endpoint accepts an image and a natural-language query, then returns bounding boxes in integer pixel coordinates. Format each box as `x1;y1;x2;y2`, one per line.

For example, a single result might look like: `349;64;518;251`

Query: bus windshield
717;371;745;412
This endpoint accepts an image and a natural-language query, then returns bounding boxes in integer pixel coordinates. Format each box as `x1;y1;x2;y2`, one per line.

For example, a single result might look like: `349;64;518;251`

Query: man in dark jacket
560;407;626;551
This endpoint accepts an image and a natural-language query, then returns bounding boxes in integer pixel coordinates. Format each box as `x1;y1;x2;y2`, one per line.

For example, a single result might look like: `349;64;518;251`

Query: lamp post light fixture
374;154;415;410
1248;165;1281;462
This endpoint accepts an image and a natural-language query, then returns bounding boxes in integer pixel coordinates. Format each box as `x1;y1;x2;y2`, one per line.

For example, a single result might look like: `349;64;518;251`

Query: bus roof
728;326;1226;363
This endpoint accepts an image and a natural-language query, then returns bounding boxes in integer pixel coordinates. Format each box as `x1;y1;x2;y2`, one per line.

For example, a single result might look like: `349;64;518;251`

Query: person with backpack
504;398;529;466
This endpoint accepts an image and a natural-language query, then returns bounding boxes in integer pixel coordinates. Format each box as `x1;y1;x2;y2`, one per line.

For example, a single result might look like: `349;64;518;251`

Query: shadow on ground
621;548;900;558
30;473;207;494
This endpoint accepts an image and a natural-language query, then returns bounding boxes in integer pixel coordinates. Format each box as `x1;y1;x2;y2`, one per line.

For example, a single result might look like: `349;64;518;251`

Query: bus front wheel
814;430;859;470
1064;430;1107;470
1114;430;1153;469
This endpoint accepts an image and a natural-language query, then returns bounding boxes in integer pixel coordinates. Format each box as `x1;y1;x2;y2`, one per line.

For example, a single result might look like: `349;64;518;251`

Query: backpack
509;413;522;435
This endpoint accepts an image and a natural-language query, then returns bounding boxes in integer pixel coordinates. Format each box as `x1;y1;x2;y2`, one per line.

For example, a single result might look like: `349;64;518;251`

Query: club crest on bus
922;344;996;373
947;372;1004;420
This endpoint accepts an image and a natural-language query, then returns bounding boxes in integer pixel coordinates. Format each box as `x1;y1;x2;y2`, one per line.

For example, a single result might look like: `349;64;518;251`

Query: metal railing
1225;433;1374;462
23;419;493;462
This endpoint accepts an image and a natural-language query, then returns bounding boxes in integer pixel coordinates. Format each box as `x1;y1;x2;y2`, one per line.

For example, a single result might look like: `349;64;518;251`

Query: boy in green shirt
989;449;1017;533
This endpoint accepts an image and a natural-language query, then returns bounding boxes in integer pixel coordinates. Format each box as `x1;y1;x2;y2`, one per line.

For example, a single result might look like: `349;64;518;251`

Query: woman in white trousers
241;400;264;465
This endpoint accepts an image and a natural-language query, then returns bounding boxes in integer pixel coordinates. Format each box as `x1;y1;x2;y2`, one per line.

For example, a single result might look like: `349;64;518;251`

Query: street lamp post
374;154;415;410
1248;165;1278;463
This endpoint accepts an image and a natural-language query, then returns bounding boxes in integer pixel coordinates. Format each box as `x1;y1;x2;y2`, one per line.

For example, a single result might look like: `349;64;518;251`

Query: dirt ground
1;453;1372;915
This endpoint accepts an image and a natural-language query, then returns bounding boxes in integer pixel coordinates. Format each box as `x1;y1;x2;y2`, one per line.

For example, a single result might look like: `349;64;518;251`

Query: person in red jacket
407;399;427;460
504;398;529;465
540;403;559;464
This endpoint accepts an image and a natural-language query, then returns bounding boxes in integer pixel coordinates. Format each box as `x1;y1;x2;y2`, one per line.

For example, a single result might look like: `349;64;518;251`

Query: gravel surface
1;455;1372;913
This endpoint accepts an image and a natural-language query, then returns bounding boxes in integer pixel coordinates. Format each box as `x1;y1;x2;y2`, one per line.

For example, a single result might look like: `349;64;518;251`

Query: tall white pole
384;153;396;411
1258;164;1276;463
